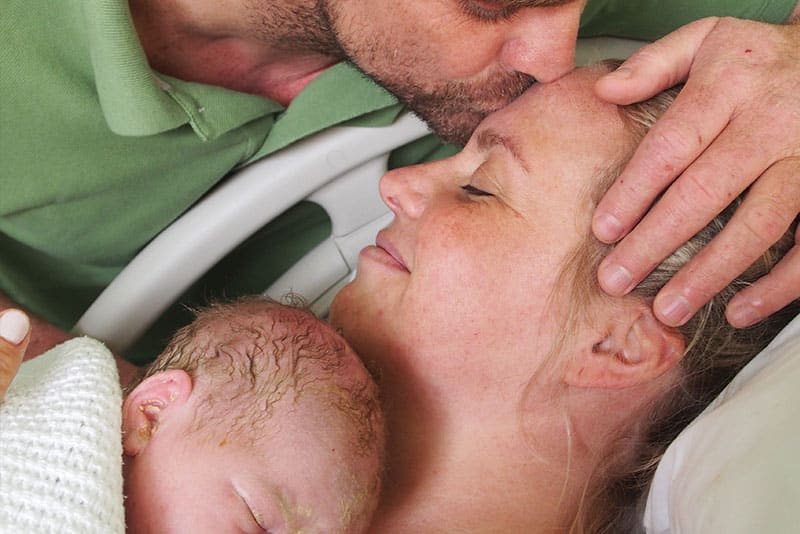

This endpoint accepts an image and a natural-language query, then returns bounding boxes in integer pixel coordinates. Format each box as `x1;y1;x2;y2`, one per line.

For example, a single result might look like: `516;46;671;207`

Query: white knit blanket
0;338;125;534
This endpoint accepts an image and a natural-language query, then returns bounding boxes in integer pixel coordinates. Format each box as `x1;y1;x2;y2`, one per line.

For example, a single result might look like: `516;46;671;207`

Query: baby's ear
121;369;193;456
565;302;685;390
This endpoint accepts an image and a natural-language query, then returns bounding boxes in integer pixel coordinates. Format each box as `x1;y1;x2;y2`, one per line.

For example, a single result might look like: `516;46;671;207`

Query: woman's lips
372;231;409;272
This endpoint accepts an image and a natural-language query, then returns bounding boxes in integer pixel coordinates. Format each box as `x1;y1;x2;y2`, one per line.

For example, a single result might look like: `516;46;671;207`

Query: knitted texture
0;338;125;534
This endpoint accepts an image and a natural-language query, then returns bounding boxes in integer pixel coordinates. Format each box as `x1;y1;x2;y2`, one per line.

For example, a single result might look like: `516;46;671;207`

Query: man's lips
375;231;410;272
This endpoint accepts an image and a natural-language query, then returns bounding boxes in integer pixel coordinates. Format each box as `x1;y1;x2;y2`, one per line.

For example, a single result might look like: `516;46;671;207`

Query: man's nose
498;3;583;83
379;167;429;220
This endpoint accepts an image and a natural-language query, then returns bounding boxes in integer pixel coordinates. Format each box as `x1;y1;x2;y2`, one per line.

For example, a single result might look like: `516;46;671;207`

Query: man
2;0;799;362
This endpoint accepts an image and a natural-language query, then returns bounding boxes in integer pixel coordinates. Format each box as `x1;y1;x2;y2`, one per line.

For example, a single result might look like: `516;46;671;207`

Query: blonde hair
565;62;800;533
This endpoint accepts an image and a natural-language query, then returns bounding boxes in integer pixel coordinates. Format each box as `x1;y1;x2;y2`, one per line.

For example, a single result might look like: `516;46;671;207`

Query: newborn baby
0;298;384;534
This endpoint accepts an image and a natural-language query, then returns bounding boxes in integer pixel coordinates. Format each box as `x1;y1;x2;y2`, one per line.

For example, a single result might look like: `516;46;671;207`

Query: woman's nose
499;3;582;83
379;167;429;220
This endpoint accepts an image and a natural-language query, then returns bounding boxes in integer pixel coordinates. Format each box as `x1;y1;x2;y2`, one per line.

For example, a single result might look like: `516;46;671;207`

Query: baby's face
124;341;382;533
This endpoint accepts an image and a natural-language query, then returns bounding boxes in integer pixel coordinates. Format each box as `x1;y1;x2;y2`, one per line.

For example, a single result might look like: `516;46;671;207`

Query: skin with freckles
331;66;687;533
331;59;799;531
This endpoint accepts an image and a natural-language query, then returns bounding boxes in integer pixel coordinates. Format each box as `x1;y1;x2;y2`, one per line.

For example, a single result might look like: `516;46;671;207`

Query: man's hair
558;61;800;533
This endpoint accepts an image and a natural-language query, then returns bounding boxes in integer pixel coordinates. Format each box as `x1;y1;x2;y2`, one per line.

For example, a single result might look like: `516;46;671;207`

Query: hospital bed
73;37;800;532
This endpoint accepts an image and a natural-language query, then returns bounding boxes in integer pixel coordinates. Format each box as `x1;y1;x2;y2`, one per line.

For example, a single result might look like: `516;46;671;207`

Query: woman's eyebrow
475;128;530;172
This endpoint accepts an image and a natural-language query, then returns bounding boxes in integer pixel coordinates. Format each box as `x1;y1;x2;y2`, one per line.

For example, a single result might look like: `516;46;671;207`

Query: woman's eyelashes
461;183;493;197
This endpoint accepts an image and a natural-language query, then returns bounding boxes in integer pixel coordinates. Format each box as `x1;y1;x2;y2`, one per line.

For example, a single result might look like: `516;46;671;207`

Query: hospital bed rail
73;111;431;354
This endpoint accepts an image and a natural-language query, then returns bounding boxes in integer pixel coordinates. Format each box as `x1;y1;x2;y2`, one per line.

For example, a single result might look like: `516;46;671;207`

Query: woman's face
331;66;629;408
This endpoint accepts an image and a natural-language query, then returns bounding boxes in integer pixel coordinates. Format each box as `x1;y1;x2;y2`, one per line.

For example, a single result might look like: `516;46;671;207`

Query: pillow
643;313;800;533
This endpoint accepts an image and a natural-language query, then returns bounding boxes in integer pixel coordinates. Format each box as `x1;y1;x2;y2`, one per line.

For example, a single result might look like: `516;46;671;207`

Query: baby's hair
128;296;382;455
126;296;385;530
564;60;800;533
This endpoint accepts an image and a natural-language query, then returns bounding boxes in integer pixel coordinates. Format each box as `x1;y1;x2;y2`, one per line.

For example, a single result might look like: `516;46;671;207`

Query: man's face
321;0;587;143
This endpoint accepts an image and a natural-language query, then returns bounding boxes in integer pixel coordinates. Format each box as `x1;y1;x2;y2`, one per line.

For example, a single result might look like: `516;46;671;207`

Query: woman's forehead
492;66;616;131
470;66;625;176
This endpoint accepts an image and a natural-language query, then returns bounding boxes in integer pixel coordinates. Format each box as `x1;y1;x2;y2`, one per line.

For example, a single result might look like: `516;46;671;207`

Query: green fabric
580;0;796;40
0;0;443;362
1;0;793;362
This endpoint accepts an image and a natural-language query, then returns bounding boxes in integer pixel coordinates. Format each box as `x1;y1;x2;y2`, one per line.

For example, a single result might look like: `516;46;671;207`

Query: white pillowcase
643;313;800;533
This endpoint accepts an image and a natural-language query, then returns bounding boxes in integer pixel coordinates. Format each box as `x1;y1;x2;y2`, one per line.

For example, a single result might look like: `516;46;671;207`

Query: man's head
121;298;384;533
246;0;586;144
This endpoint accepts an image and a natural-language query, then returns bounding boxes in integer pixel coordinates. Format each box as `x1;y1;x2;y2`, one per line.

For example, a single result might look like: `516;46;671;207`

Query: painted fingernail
594;213;625;243
0;310;30;345
600;264;634;295
657;295;692;326
729;303;762;328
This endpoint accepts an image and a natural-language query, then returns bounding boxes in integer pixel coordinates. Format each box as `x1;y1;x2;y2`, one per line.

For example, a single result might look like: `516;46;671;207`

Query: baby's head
121;298;384;533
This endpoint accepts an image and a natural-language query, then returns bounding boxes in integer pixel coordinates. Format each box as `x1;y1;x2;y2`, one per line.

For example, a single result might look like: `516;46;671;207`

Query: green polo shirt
1;0;795;362
580;0;795;39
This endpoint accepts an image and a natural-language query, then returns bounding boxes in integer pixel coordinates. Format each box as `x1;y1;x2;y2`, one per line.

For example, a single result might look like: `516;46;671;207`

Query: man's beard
246;0;345;58
250;1;534;145
316;3;535;146
362;69;535;146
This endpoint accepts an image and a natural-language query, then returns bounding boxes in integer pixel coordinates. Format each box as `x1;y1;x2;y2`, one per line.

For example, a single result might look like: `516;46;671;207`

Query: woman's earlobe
121;369;193;456
566;304;685;389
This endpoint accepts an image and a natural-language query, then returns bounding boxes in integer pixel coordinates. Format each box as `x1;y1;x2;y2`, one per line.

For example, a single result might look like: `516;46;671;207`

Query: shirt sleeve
579;0;798;40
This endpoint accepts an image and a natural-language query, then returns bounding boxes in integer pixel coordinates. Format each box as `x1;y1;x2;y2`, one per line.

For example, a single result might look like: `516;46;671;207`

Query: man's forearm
0;291;71;359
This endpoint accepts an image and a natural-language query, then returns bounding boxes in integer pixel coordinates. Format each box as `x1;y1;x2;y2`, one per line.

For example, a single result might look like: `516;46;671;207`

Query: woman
330;63;799;532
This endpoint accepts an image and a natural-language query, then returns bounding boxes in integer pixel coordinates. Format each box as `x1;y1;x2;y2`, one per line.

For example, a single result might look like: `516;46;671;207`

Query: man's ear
121;369;193;456
565;302;685;390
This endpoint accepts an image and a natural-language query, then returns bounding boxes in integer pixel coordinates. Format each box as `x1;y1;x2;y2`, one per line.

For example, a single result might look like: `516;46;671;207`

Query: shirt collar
83;0;282;139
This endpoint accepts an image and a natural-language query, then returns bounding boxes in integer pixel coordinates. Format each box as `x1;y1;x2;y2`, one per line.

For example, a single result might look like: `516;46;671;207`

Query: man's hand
592;17;800;328
0;309;30;401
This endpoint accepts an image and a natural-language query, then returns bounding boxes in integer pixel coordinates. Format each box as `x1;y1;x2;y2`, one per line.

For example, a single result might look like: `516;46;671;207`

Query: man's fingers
0;309;30;401
652;158;800;326
593;73;736;244
597;120;773;298
726;227;800;328
595;18;718;105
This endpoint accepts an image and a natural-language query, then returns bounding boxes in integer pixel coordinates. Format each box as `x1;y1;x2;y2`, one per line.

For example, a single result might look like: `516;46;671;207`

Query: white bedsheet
644;314;800;533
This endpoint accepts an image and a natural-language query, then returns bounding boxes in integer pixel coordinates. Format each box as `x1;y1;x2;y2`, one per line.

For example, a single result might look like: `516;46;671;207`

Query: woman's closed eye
461;184;493;197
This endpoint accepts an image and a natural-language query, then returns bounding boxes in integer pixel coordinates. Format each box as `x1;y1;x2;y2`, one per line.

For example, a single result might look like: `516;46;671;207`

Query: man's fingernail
657;295;692;326
0;310;30;345
608;66;632;79
729;303;762;327
594;213;625;242
600;264;634;295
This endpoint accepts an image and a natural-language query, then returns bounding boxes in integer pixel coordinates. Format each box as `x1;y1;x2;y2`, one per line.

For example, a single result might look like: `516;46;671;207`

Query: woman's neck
369;380;593;533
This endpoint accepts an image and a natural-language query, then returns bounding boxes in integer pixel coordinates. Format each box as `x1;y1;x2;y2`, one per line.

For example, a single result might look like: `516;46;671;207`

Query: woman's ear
121;369;193;456
565;302;685;390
